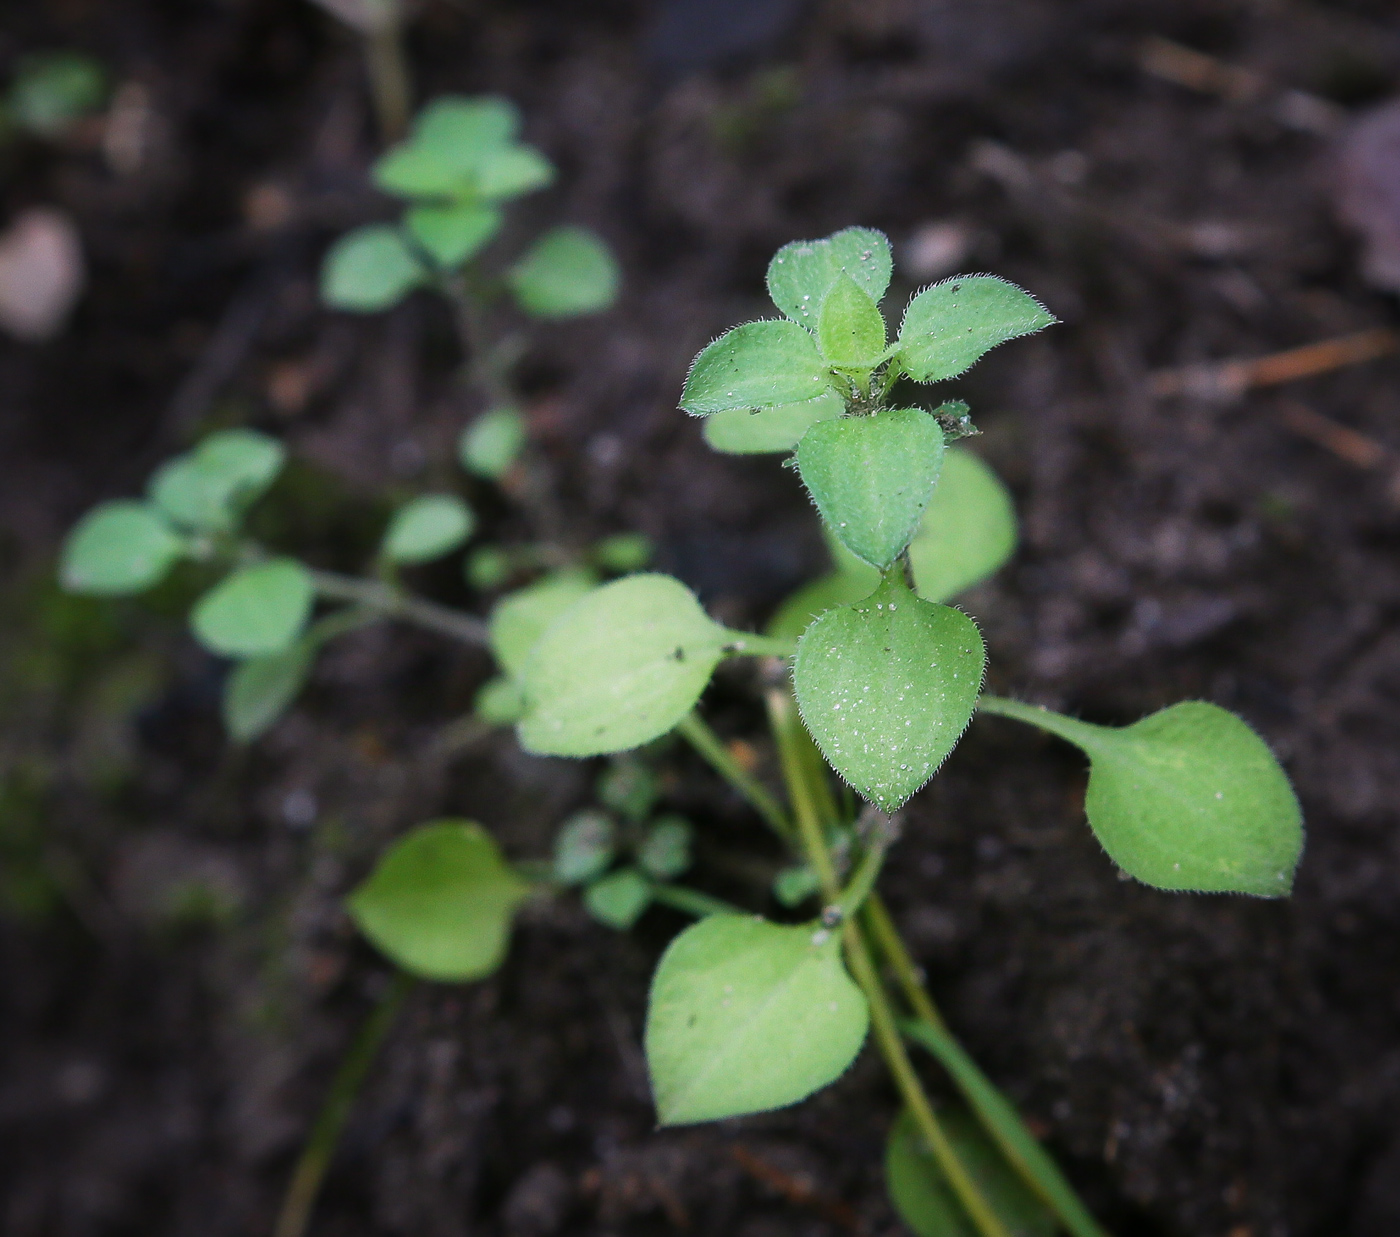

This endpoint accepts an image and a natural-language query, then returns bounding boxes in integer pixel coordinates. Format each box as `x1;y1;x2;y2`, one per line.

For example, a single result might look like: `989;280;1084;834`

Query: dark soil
5;2;1400;1235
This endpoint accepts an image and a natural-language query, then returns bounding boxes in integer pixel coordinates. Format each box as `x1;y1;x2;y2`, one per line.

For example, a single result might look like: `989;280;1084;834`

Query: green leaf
148;429;286;534
320;225;427;313
382;493;475;564
459;407;527;479
681;320;833;415
885;1107;1056;1237
474;675;525;725
346;820;531;982
372;95;520;198
978;699;1303;896
767;568;880;640
10;52;106;138
597;756;660;823
475;144;555;201
405;201;502;267
897;276;1055;384
466;547;513;591
223;641;313;742
638;815;693;880
772;864;822;907
901;1019;1110;1237
489;568;600;680
797;408;945;569
645;915;869;1125
60;501;184;596
767;227;893;328
592;533;653;573
517;574;738;757
553;810;616;884
794;573;985;812
702;390;843;455
584;867;652;929
817;274;887;369
908;449;1018;603
507;226;619;318
190;558;314;658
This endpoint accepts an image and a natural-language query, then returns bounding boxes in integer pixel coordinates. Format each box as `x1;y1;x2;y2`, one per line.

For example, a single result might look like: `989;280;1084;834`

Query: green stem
976;695;1104;749
362;7;411;143
309;569;489;646
765;688;835;876
273;971;414;1237
675;712;794;843
832;825;890;921
724;633;797;658
651;883;744;918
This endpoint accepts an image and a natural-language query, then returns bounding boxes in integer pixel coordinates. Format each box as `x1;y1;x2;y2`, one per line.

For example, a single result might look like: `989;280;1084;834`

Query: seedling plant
60;223;1303;1237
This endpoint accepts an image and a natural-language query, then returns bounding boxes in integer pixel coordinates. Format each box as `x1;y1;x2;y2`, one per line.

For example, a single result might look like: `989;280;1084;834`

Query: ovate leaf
645;915;869;1125
797;408;945;569
681;320;832;415
702;390;843;455
347;820;530;982
584;867;652;930
768;227;893;327
148;428;286;533
372;95;519;198
908;448;1018;603
474;675;525;725
885;1107;1056;1237
382;493;475;564
897;275;1055;383
475;144;555;201
766;568;879;640
191;558;314;658
817;274;887;369
10;52;106;138
406;201;501;267
223;640;313;742
320;225;427;312
553;810;616;885
794;573;985;812
518;573;737;757
979;700;1302;896
489;568;600;679
638;815;693;880
507;226;619;318
459;406;526;479
592;533;653;573
60;501;183;596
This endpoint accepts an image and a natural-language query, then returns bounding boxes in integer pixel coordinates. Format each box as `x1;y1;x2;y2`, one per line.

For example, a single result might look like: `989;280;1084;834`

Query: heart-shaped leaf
191;558;314;658
767;227;892;327
518;573;743;757
645;915;868;1125
702;390;843;455
347;820;530;982
489;568;600;679
381;493;475;564
60;501;184;596
885;1107;1056;1237
584;867;652;929
897;275;1055;383
908;448;1018;603
372;95;519;198
794;573;984;811
507;225;619;318
681;320;832;415
797;408;945;569
818;274;888;369
978;699;1303;896
553;810;616;885
405;201;502;267
320;225;427;312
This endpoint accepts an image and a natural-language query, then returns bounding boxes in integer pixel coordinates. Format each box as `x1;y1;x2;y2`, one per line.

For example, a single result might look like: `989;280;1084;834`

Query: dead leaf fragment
0;208;85;341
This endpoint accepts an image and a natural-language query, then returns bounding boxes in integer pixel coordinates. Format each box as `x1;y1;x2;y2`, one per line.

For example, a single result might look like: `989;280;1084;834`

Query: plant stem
766;689;1011;1237
863;892;947;1030
309;569;489;646
651;883;743;918
675;712;794;843
273;971;415;1237
362;7;411;143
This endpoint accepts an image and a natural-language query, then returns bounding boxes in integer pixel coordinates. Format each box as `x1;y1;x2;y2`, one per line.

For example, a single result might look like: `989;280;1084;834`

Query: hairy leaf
794;573;985;812
797;408;945;569
382;493;475;564
60;501;184;596
681;320;832;415
979;700;1302;896
646;915;868;1125
405;201;501;267
508;226;619;318
489;568;600;680
908;448;1018;602
223;641;313;743
191;558;314;658
885;1107;1056;1237
817;274;887;369
347;820;530;982
897;275;1055;383
518;574;741;757
768;227;893;327
320;225;427;312
702;390;844;454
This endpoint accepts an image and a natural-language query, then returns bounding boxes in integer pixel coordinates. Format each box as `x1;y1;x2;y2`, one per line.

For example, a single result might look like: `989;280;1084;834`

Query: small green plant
60;227;1304;1237
0;51;107;141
